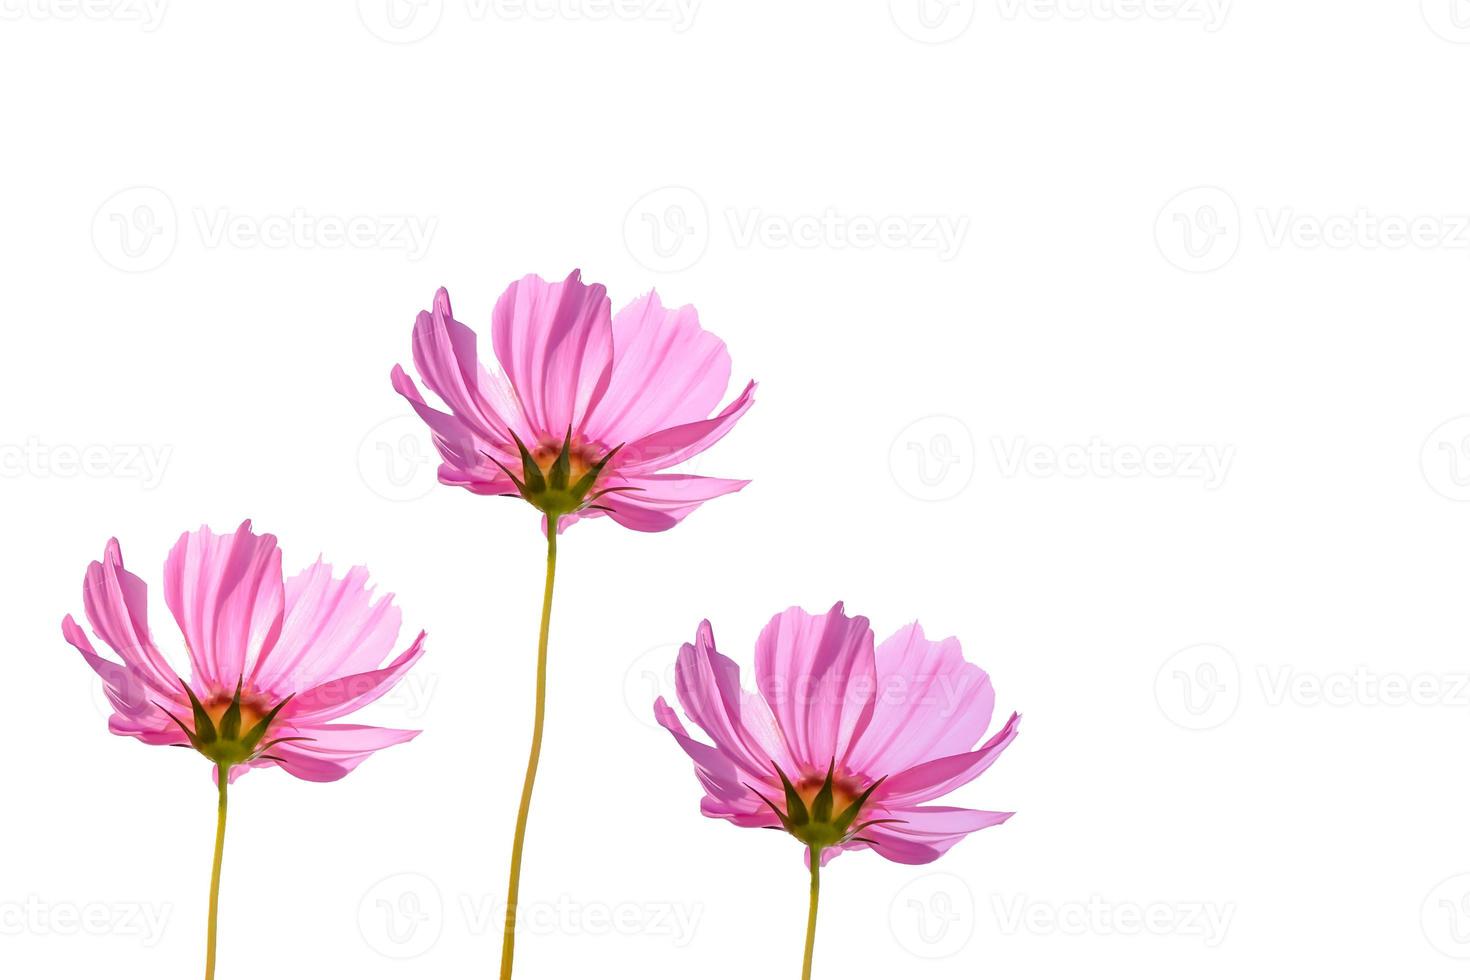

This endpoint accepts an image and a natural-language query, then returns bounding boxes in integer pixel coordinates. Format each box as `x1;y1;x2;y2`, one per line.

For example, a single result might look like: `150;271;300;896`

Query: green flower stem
205;766;229;980
500;516;560;979
803;845;822;980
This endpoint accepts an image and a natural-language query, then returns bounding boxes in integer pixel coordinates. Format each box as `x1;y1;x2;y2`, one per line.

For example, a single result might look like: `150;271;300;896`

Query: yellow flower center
795;773;861;817
531;443;597;486
203;693;268;734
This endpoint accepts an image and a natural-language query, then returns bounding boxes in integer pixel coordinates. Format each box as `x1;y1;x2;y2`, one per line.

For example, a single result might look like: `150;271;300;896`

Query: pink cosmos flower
390;270;755;532
61;520;426;782
655;602;1019;866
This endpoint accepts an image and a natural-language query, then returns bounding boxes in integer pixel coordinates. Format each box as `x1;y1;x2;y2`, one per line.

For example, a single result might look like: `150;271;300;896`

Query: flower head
391;270;754;532
655;603;1019;865
61;520;427;781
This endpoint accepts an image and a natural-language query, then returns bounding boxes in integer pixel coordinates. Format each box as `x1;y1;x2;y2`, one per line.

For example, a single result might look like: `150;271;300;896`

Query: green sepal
493;430;625;517
219;678;244;741
157;704;204;752
811;761;836;823
508;430;547;494
832;776;886;835
487;454;528;496
567;443;622;500
758;767;892;851
547;427;574;490
773;763;810;827
161;682;300;769
747;784;795;834
240;694;294;753
179;681;217;744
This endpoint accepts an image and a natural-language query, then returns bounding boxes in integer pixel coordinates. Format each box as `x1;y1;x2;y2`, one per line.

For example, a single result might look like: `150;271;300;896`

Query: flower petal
81;538;182;696
673;621;796;779
163;521;285;691
753;603;877;774
860;806;1014;865
618;380;756;473
254;562;402;694
581;290;732;445
284;630;426;724
411;287;524;441
878;712;1021;807
654;697;775;827
491;270;613;438
599;474;751;533
391;365;520;495
265;724;420;782
846;624;996;777
62;614;184;745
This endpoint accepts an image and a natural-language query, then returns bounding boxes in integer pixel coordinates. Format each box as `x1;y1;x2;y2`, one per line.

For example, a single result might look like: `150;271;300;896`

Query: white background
3;1;1470;977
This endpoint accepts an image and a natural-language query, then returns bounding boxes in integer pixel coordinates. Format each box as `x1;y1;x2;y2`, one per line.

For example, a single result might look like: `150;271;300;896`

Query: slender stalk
206;766;229;980
802;845;821;980
499;516;560;979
